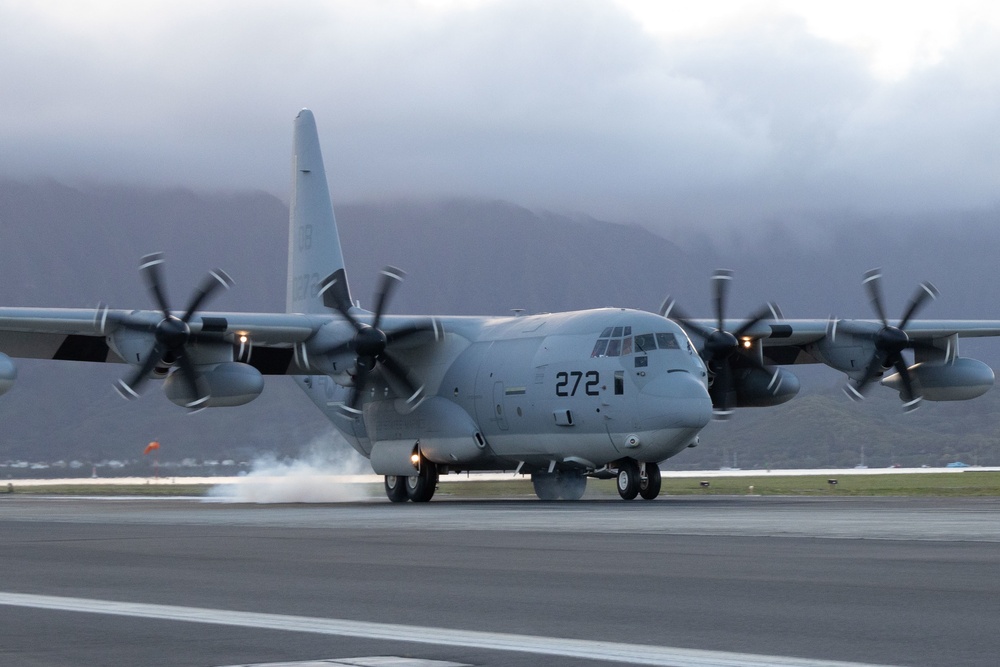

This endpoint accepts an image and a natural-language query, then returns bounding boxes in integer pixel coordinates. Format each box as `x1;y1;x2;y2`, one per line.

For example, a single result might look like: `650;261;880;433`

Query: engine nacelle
882;357;994;401
729;366;800;408
163;362;264;408
0;352;16;396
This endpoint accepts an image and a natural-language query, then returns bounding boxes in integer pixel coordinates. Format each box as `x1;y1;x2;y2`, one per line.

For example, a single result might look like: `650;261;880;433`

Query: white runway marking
0;592;902;667
217;659;470;667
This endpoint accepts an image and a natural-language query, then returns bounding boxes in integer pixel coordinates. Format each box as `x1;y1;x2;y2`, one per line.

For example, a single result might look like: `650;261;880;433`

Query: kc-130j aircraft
2;109;1000;502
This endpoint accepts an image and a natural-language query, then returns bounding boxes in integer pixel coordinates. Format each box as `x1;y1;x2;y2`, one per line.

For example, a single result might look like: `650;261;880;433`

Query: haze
3;0;1000;235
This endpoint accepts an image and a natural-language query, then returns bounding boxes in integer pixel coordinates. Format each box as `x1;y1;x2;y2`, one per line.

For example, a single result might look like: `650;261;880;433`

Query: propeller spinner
114;252;233;409
660;269;782;419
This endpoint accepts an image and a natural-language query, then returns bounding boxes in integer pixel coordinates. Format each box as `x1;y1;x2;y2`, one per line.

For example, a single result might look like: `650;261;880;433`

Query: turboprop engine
882;358;994;402
163;362;264;408
0;352;16;396
730;366;800;407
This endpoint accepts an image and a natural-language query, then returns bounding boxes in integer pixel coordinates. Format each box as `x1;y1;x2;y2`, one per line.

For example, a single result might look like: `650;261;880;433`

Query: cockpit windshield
591;327;681;357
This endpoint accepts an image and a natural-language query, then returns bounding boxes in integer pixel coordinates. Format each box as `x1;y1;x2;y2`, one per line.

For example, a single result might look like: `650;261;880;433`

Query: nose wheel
617;460;661;500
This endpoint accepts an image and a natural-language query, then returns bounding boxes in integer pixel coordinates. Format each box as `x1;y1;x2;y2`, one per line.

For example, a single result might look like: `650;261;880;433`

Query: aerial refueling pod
883;358;994;402
163;362;264;408
0;352;16;396
731;366;800;408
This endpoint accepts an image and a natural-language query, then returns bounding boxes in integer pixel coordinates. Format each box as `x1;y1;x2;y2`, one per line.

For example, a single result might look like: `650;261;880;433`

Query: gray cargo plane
2;110;999;502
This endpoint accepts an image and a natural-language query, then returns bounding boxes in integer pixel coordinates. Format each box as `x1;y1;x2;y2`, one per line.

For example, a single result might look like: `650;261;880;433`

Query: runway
1;496;998;666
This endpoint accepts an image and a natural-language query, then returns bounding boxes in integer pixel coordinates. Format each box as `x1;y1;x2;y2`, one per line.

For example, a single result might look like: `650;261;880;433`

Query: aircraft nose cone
641;371;713;428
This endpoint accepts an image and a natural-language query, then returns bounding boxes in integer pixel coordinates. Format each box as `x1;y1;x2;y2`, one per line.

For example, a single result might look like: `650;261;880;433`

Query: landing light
742;338;752;349
410;452;421;466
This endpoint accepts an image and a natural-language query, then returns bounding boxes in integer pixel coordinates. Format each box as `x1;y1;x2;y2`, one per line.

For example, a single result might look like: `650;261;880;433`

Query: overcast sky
3;0;1000;232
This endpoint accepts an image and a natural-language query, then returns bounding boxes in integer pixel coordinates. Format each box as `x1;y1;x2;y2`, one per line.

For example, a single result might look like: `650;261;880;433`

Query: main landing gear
384;460;439;503
616;459;661;500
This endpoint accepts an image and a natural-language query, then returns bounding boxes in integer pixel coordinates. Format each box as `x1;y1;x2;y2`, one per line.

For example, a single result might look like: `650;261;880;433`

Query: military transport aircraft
2;109;999;502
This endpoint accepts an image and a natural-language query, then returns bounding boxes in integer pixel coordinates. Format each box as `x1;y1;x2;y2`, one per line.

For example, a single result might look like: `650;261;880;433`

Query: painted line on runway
0;592;901;667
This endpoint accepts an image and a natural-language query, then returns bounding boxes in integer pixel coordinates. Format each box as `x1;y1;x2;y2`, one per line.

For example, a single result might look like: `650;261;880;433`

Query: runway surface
1;495;998;666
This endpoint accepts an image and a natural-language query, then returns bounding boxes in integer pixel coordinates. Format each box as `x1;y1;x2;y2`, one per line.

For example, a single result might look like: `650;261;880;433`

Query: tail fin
286;109;352;314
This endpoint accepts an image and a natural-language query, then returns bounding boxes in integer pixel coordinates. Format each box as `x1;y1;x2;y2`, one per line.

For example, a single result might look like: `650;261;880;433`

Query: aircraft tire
556;471;587;500
406;461;438;502
638;462;662;500
531;472;560;500
384;475;409;503
617;460;640;500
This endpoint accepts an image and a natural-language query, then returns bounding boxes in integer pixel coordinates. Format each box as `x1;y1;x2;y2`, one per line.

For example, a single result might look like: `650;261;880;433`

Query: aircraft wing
680;318;1000;366
0;307;321;372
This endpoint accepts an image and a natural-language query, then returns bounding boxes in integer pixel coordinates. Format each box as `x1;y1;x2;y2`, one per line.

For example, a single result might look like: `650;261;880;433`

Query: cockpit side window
634;334;656;352
590;339;609;358
656;332;680;349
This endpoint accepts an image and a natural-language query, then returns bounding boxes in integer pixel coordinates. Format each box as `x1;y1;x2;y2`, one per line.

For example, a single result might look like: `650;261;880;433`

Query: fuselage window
614;370;624;395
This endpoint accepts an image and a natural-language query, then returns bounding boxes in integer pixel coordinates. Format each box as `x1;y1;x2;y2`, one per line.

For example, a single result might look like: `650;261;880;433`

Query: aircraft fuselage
298;308;712;475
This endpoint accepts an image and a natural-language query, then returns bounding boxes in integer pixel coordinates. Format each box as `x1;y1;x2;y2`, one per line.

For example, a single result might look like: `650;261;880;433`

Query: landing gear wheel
556;471;587;501
639;462;662;500
617;459;640;500
384;475;408;503
406;461;438;502
532;472;560;500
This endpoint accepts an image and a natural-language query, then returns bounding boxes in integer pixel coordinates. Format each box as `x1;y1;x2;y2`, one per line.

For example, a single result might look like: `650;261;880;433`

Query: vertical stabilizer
286;109;352;314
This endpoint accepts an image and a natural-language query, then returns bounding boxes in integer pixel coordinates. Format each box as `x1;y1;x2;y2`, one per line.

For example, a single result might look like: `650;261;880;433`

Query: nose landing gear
617;459;661;500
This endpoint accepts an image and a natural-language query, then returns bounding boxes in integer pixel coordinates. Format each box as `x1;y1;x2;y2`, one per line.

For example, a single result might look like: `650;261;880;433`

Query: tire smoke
206;436;372;503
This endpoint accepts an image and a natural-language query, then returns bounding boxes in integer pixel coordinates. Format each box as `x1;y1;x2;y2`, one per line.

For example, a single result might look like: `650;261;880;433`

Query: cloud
2;0;1000;233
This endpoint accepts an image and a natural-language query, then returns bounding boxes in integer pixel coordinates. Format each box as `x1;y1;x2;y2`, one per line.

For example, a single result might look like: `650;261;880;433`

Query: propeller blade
862;268;889;327
659;297;714;339
711;269;733;332
115;344;165;400
845;350;888;401
384;320;441;346
319;274;366;333
379;352;424;403
898;281;939;331
346;365;372;412
182;269;233;323
372;266;405;331
176;353;209;409
733;303;780;339
711;361;734;420
139;252;171;317
891;356;922;411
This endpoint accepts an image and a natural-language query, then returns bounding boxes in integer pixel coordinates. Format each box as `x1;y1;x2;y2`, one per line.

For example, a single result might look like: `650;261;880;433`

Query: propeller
114;252;233;408
660;269;781;419
319;266;439;414
842;268;939;411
